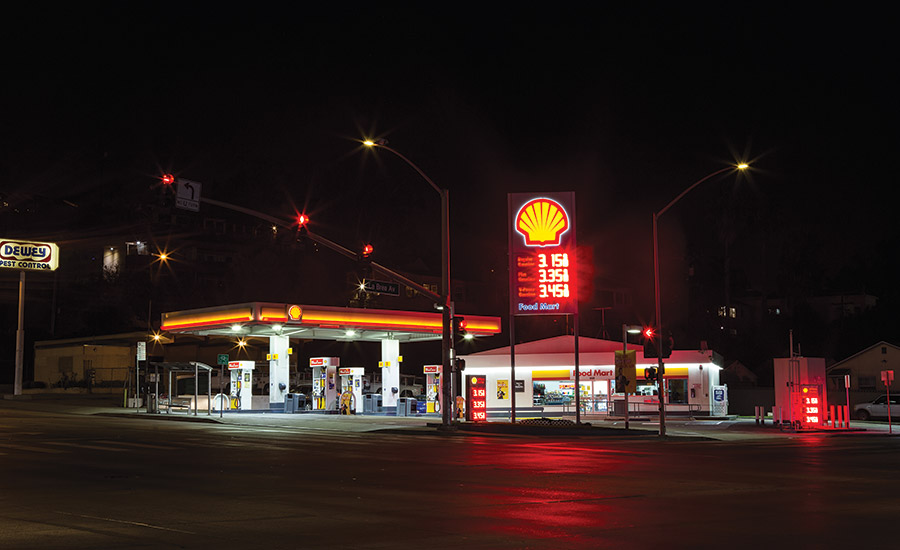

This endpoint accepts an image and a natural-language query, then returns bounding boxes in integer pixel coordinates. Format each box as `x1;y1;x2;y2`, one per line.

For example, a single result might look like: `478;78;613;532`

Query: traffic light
452;316;467;340
644;366;658;383
661;333;673;359
357;244;374;279
157;174;176;207
454;358;466;372
642;327;659;358
295;213;310;228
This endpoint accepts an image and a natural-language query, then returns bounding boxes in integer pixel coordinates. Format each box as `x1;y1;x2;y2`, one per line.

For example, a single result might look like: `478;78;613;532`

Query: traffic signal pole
441;188;453;429
653;212;667;437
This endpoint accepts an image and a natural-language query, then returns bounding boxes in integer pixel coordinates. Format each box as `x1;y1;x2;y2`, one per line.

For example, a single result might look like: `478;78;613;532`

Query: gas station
159;301;502;415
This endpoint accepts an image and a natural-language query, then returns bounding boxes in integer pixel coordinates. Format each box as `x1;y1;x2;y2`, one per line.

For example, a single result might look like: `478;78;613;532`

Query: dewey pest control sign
0;239;59;272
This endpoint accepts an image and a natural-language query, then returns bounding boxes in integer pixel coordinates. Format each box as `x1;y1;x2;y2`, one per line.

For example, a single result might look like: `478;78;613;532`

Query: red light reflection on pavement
455;438;644;542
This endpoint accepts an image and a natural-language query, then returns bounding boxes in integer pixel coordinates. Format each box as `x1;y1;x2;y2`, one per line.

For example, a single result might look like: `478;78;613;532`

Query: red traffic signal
643;327;655;339
161;174;175;185
362;244;374;258
296;213;310;227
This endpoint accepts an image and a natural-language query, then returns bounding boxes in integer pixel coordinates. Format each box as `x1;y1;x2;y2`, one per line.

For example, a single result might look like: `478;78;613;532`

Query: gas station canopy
161;302;502;342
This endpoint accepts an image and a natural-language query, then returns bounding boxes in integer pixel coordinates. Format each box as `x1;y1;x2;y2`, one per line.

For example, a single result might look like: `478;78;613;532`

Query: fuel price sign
466;375;487;422
508;193;577;315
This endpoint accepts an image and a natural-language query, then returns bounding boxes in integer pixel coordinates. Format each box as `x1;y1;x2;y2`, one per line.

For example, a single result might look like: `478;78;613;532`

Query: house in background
722;360;758;386
826;341;900;405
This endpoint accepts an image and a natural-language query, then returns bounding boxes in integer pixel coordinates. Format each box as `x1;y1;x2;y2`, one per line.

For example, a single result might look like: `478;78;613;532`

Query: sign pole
4;239;61;396
574;312;581;425
622;326;630;430
886;370;893;434
220;363;224;418
510;315;516;423
14;271;25;395
845;373;851;429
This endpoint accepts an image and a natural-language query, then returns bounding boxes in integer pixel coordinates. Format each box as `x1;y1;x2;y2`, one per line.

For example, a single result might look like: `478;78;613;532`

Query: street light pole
653;164;747;437
364;139;453;429
621;324;643;430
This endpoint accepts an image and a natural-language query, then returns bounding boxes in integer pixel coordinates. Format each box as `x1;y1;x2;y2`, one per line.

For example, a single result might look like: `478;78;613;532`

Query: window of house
858;376;877;391
126;241;149;256
57;356;74;373
203;218;226;234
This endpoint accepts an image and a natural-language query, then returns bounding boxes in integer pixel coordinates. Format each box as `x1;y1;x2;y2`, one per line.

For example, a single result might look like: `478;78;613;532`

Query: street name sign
362;279;400;296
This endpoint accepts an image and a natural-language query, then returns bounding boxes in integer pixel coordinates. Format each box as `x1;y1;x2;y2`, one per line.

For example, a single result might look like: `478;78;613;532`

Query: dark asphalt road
2;403;899;549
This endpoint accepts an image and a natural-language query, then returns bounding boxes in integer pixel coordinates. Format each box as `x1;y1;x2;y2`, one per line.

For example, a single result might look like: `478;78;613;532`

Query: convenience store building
460;335;727;417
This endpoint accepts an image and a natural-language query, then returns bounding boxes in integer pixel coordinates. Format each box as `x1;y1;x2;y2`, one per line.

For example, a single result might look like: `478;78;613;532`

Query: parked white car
854;395;900;420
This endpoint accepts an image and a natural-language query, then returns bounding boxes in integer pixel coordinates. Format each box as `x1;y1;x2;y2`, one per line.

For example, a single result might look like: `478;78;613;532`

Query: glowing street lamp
364;138;454;429
652;163;748;436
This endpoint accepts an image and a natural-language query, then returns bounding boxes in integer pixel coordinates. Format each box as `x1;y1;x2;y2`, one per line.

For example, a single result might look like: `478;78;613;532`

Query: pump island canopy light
160;302;501;342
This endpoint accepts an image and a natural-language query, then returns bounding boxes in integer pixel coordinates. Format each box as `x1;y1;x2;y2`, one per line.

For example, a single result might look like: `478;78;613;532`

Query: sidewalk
4;393;900;439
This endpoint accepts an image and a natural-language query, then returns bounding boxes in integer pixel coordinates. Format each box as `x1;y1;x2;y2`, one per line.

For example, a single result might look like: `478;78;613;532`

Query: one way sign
176;179;202;212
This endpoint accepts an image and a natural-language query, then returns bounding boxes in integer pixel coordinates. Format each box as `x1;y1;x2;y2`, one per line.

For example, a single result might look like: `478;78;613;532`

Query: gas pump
424;365;441;414
310;357;339;411
228;361;255;410
338;367;364;414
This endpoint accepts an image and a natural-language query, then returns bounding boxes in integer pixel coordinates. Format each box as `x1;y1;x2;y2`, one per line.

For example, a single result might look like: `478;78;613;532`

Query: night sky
3;6;897;343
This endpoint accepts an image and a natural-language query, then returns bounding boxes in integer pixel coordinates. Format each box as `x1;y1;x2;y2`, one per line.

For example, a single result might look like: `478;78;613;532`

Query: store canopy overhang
161;302;502;343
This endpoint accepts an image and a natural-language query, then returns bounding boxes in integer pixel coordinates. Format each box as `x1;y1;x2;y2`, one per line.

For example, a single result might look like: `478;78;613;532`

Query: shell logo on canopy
515;198;569;246
287;304;302;321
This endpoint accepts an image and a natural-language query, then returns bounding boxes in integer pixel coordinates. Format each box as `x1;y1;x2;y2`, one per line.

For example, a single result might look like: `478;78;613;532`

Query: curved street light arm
656;166;735;218
371;141;443;196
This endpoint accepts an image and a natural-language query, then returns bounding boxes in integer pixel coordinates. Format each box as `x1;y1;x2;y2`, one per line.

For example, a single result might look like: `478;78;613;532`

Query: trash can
397;397;417;416
364;394;376;414
296;393;307;411
284;393;298;413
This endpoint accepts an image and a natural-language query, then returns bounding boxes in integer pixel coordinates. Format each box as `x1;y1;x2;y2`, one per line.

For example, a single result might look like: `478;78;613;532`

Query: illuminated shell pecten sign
515;198;570;246
508;193;577;316
0;239;59;272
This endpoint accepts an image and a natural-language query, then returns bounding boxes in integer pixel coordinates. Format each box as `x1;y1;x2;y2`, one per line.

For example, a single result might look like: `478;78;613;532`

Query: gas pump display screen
508;192;577;316
467;375;487;422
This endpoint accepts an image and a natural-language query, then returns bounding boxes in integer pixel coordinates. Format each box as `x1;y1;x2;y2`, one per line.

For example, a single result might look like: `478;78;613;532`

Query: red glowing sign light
795;384;824;427
466;375;487;422
508;193;577;316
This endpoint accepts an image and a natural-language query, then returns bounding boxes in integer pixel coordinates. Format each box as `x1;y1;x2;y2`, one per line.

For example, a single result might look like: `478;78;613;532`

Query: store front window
533;380;609;412
668;378;687;404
